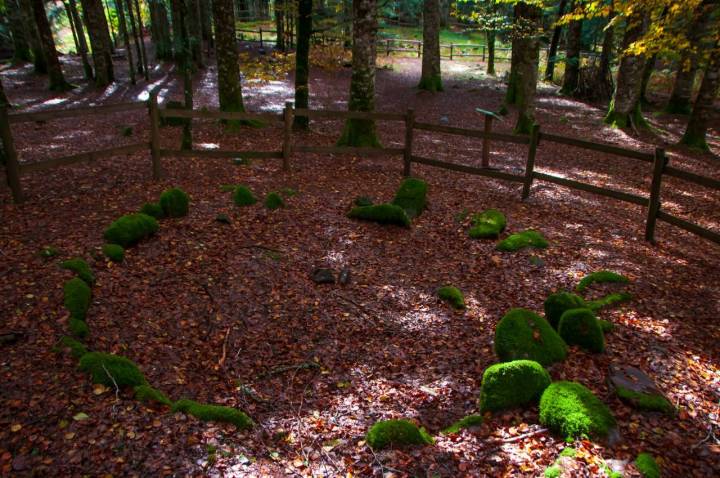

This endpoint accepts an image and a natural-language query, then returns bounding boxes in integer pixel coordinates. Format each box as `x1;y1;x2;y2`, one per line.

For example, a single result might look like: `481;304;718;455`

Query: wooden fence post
482;115;493;168
521;124;540;200
645;147;666;242
417;42;421;58
282;101;293;171
259;28;263;48
449;44;454;61
386;39;390;56
148;92;161;179
403;108;414;177
482;45;485;62
0;106;23;202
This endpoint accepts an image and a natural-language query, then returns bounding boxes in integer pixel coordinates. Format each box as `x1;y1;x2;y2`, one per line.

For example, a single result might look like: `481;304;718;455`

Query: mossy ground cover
348;203;411;227
64;277;91;321
496;230;548;252
441;415;483;434
102;243;125;262
233;185;257;206
104;213;159;247
468;209;506;239
635;452;661;478
60;258;95;285
134;385;173;407
78;352;148;388
479;360;551;412
557;308;605;353
159;188;190;217
392;178;427;219
539;381;616;439
577;271;629;293
139;202;164;219
544;292;587;329
494;308;567;366
264;192;285;209
172;399;253;428
365;419;434;450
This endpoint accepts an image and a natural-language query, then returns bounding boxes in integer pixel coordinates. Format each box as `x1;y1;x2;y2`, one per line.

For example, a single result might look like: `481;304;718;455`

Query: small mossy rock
159;188;190;217
496;230;549;252
104;213;159;247
69;317;89;338
437;286;465;310
587;292;632;311
354;196;373;207
264;192;285;209
172;399;253;429
55;336;88;359
469;209;506;239
635;452;660;478
233;185;257;206
479;360;551;412
442;414;483;435
392;178;427;219
544;292;587;329
494;308;567;366
134;385;172;406
102;244;125;263
311;268;335;284
576;270;629;293
609;365;675;415
78;352;147;388
215;213;231;224
64;277;91;321
558;308;605;353
348;204;411;227
139;202;164;219
61;258;95;285
539;381;616;439
365;419;434;450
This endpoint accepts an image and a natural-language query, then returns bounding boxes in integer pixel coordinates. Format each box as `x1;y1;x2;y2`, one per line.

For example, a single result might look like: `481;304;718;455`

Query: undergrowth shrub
64;278;91;321
172;399;254;428
558;308;605;353
496;230;549;252
544;292;587;329
392;178;427;219
61;258;95;285
539;381;616;439
102;244;125;263
468;209;506;239
442;415;483;434
233;186;257;206
576;271;629;292
479;360;551;412
78;352;147;388
159;188;190;217
437;286;465;309
134;385;172;406
634;452;660;478
104;213;159;247
347;204;411;227
494;308;567;366
264;192;285;209
365;419;434;450
139;202;164;219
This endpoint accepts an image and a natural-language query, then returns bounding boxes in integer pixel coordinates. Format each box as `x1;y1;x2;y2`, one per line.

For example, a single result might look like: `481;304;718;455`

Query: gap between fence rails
2;102;718;246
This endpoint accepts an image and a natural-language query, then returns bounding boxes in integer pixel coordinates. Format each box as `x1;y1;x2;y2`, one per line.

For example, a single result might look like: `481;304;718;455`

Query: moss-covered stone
616;386;675;415
544;292;587;329
104;213;159;247
159;188;190;217
587;292;632;311
354;196;373;207
233;185;257;206
494;308;567;366
78;352;148;388
437;286;465;310
496;230;548;252
598;319;614;333
365;419;434;450
61;258;95;285
134;385;172;406
635;452;660;478
102;244;125;263
392;178;427;219
558;308;605;353
539;381;616;439
64;277;91;321
172;399;253;429
348;204;411;227
441;414;483;434
55;336;88;359
139;202;164;219
468;209;506;239
264;192;285;209
576;270;629;292
479;360;551;412
69;318;89;338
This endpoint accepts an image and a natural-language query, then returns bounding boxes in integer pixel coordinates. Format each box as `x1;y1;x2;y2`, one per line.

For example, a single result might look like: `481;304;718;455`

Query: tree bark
29;0;72;90
595;13;614;97
115;0;135;83
68;0;94;80
508;2;541;134
639;53;656;105
560;7;582;95
19;0;47;73
544;0;567;82
149;0;173;60
680;42;719;151
186;0;204;67
81;0;115;85
212;0;246;115
133;0;150;77
8;0;33;63
103;0;117;47
199;0;213;52
486;29;495;75
337;0;381;147
419;0;442;92
293;0;311;129
125;0;144;74
439;0;450;27
274;0;285;51
65;1;81;55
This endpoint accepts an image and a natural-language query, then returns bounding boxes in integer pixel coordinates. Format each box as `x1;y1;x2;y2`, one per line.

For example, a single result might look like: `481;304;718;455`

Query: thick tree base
604;104;648;130
664;98;692;115
418;75;443;92
514;114;535;135
337;119;382;148
679;132;709;152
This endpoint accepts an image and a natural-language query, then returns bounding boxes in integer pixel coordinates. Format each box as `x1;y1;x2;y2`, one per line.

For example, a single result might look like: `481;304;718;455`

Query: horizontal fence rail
2;101;718;247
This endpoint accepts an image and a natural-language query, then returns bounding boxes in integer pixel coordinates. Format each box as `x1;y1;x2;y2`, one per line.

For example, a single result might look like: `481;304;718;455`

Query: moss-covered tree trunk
604;11;648;129
8;0;32;63
680;43;719;151
212;0;245;114
511;2;541;134
67;0;93;80
81;0;115;86
337;0;381;147
419;0;442;92
560;10;582;95
544;0;567;82
293;0;311;129
30;0;72;90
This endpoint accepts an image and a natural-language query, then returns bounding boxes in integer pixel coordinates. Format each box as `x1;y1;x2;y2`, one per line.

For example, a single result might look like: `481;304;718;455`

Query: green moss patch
442;414;483;435
392;178;427;219
354;196;373;207
104;213;159;247
496;230;548;252
577;270;629;293
61;258;95;285
172;399;253;429
64;277;91;321
39;246;60;259
102;244;125;263
78;352;148;388
348;204;411;227
544;292;587;329
558;308;605;353
437;286;465;310
139;202;164;219
365;419;434;450
479;360;551;412
616;386;675;415
54;336;88;359
539;381;616;439
264;192;285;209
69;318;89;338
494;308;567;366
587;292;632;311
468;209;506;239
134;385;172;406
159;188;190;217
233;185;257;206
635;452;660;478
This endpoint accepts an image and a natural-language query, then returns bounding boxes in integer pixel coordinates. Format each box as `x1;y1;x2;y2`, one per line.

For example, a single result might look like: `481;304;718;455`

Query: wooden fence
2;100;719;246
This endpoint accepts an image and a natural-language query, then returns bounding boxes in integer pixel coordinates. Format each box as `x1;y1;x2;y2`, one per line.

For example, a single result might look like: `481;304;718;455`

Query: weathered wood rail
2;100;718;247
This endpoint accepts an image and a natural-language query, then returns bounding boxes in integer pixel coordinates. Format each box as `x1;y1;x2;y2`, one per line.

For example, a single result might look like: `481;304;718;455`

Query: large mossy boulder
139;202;164;219
494;308;567;366
78;352;148;388
348;204;411;227
544;292;587;329
468;209;506;239
365;419;434;450
159;188;190;217
392;178;427;219
479;360;551;412
496;230;548;252
264;192;285;209
172;399;254;428
103;213;159;247
539;381;616;439
64;277;91;321
557;308;605;353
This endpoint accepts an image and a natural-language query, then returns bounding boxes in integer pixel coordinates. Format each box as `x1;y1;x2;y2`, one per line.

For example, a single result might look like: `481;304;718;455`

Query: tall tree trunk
680;42;719;151
419;0;442;92
125;0;144;74
544;0;567;82
595;13;614;98
439;0;450;27
187;0;204;67
149;0;173;60
509;2;541;134
115;0;136;83
19;0;47;73
337;0;380;147
293;0;311;129
639;53;656;106
0;76;8;107
30;0;73;90
133;0;150;77
81;0;115;85
486;29;495;75
560;9;582;95
199;0;213;52
274;0;285;51
212;0;246;116
65;1;82;54
8;0;33;63
68;0;94;80
103;0;117;47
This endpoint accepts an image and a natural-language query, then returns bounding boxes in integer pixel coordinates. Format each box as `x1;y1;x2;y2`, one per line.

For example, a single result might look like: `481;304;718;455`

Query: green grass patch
64;277;91;321
442;414;483;434
479;360;551;412
544;292;587;329
264;192;285;209
437;286;465;310
539;381;616;439
61;258;95;285
139;202;164;219
348;204;411;227
159;187;190;217
172;399;254;428
392;178;427;219
558;308;605;353
134;385;173;406
496;230;548;252
494;308;567;366
635;452;660;478
233;185;257;206
78;352;148;388
576;270;629;292
104;213;159;247
102;244;125;263
365;419;434;450
468;209;506;239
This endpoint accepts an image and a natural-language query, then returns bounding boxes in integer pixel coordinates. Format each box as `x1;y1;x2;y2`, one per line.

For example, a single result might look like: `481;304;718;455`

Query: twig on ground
101;363;121;416
218;325;232;368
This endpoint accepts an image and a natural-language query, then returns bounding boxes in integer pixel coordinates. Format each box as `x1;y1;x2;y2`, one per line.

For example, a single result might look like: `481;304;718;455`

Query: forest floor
1;45;719;477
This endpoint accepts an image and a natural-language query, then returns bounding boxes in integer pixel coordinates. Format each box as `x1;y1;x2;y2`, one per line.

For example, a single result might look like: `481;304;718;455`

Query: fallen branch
257;362;320;379
479;428;549;458
218;325;232;368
